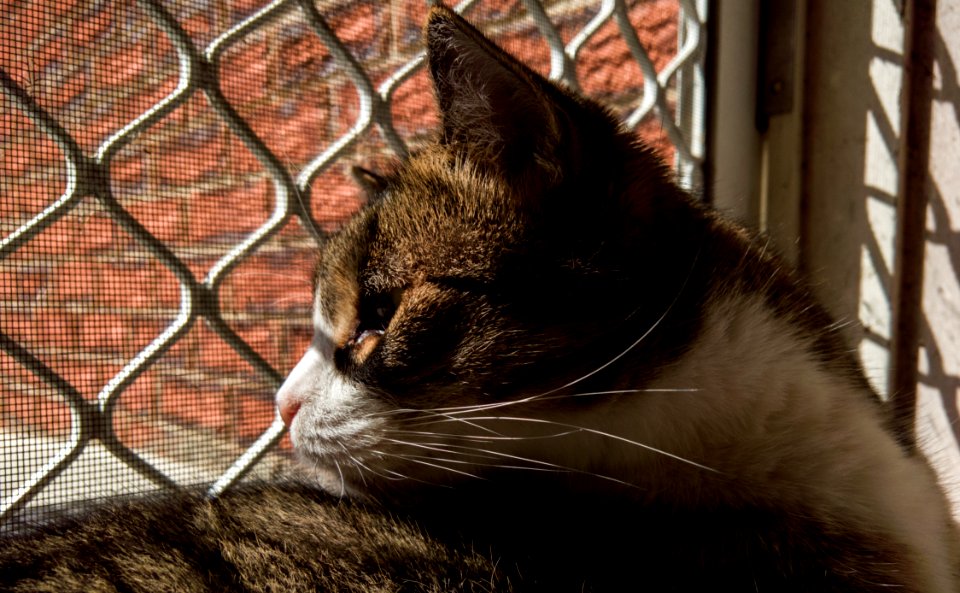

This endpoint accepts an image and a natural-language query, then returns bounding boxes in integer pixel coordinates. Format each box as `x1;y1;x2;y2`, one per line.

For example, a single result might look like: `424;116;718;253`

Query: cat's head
276;6;704;498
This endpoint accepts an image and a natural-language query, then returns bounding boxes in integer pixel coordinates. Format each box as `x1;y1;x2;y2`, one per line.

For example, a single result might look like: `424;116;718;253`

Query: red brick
5;184;58;221
277;324;312;372
392;0;430;52
254;101;331;167
0;108;33;141
0;263;47;301
196;328;251;377
635;116;674;163
329;82;361;136
110;153;145;185
94;261;180;310
0;306;28;346
1;0;689;461
229;0;265;15
3;3;53;54
221;250;315;313
468;0;524;24
389;68;437;138
6;307;81;354
132;318;169;349
26;222;71;256
1;133;64;177
157;127;226;185
28;36;65;76
71;5;113;45
182;13;212;39
51;259;104;303
3;392;73;437
57;358;116;400
95;43;146;87
225;321;277;365
576;20;643;99
329;1;386;58
116;371;159;416
225;137;265;176
628;0;679;72
43;65;88;109
183;254;216;280
221;39;271;104
128;197;186;244
77;212;118;254
186;178;272;244
159;382;230;432
496;28;550;77
79;312;131;353
0;146;34;178
233;392;274;439
306;166;364;228
574;0;678;102
164;328;197;367
274;33;327;76
159;93;210;131
113;409;163;449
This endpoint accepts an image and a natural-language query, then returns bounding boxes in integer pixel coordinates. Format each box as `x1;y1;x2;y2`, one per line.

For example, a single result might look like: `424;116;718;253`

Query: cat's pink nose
277;397;301;427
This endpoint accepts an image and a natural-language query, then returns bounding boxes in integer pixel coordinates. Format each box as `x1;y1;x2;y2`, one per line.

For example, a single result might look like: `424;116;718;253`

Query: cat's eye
350;287;404;348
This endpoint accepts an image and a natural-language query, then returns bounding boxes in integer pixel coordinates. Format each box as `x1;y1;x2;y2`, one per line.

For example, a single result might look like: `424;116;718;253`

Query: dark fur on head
316;5;710;418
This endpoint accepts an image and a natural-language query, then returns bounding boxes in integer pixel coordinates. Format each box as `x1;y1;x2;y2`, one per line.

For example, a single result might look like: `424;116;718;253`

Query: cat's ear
350;165;389;202
425;6;573;187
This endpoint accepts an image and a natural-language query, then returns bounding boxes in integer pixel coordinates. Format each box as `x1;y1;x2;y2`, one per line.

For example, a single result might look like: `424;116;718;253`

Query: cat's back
0;481;509;593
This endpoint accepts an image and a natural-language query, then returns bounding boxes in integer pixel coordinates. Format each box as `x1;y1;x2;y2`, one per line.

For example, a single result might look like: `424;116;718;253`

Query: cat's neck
518;291;958;593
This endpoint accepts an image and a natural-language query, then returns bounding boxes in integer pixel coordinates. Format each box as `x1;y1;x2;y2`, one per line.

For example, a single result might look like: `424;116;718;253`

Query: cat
2;5;958;593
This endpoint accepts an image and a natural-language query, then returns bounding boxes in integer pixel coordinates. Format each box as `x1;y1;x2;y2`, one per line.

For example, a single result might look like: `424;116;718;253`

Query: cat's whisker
391;447;644;491
438;415;720;474
380;387;702;421
379;437;503;461
348;453;407;483
391;454;568;476
382;453;486;481
494;387;702;406
390;410;509;437
333;460;347;500
342;442;411;486
389;428;583;443
369;453;462;490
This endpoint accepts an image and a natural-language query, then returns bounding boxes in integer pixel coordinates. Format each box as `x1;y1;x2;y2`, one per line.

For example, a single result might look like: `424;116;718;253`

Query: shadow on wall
919;26;960;458
801;2;960;489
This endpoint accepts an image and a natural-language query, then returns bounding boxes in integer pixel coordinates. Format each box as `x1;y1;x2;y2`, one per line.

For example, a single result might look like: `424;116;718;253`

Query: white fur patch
275;300;384;465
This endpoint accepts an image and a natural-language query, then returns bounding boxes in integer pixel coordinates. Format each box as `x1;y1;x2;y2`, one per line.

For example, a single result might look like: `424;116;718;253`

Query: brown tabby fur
3;6;958;593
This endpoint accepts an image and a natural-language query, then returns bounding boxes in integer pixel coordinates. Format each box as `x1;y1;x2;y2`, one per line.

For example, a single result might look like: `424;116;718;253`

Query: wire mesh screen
0;0;708;532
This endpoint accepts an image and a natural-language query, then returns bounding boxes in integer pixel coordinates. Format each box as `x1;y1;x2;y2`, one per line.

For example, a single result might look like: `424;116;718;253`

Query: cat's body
2;6;958;592
0;481;511;593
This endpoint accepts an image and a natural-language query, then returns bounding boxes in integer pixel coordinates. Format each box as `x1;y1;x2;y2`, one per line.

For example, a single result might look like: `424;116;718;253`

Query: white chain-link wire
0;0;708;526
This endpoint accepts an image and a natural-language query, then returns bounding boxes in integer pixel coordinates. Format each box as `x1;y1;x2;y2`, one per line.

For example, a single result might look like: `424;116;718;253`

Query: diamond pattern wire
0;0;708;526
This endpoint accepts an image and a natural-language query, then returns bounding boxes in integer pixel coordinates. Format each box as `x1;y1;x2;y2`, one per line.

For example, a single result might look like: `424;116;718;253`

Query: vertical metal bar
888;0;938;451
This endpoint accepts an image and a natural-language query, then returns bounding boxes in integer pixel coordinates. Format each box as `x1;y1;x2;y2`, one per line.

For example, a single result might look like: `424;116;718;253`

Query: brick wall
0;0;679;493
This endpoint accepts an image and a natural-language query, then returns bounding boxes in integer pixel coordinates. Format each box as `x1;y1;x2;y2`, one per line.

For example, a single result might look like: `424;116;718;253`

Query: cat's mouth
288;404;383;461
